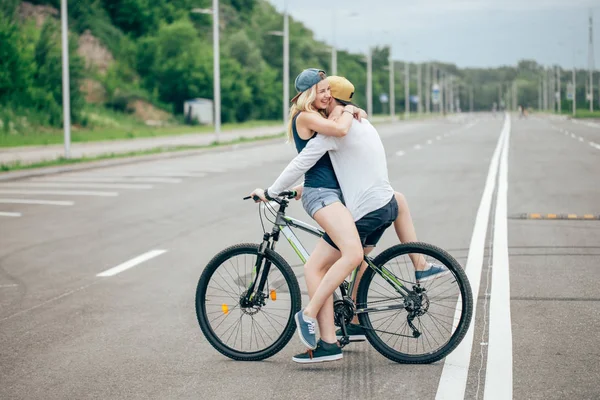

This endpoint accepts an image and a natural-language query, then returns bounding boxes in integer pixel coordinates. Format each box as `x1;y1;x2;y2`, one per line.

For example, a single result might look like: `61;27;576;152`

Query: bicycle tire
195;243;302;361
357;242;473;364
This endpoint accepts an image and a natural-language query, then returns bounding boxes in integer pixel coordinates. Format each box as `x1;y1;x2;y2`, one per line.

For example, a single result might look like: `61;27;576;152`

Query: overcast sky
267;0;600;69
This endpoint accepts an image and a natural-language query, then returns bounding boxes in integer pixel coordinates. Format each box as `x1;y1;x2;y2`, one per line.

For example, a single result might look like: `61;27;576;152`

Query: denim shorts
301;187;344;218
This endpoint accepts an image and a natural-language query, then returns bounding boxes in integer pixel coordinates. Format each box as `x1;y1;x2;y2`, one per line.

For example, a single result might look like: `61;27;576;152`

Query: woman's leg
303;239;343;344
302;202;364;331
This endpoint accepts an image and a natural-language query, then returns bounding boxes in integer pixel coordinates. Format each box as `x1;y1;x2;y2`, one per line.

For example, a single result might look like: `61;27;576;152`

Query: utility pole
404;61;409;119
425;63;431;113
417;63;422;114
389;56;395;120
556;66;561;113
213;0;221;141
469;86;473;113
538;79;543;111
60;0;71;158
573;66;577;116
283;6;289;128
366;47;373;117
588;10;595;112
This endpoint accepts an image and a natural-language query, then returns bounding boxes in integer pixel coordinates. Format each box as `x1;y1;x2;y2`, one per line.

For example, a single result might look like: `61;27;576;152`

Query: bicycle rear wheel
195;243;301;361
357;242;473;364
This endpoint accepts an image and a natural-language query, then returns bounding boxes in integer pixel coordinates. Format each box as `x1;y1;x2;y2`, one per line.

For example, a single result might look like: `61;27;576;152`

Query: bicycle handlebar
243;190;297;201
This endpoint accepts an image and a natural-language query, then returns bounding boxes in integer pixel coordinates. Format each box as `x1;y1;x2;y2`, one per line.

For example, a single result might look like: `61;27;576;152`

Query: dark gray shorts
301;187;344;218
323;195;398;250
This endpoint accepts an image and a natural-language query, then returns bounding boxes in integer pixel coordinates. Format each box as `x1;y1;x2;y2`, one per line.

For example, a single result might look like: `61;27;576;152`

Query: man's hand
249;188;268;203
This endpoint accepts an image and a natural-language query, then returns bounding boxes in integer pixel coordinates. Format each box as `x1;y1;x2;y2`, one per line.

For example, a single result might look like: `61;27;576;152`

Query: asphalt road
1;114;598;400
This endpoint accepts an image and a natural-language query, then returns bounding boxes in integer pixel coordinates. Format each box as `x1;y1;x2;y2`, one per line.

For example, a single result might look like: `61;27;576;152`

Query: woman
250;70;445;363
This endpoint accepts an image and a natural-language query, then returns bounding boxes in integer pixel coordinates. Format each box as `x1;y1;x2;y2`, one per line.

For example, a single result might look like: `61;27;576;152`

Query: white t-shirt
268;119;394;221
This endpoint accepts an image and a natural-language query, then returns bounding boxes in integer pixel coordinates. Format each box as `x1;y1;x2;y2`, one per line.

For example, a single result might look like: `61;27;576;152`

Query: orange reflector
270;289;277;301
221;304;229;314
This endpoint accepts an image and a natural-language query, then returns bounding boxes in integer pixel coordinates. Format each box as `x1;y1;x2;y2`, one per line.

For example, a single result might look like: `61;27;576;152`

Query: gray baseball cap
291;68;326;103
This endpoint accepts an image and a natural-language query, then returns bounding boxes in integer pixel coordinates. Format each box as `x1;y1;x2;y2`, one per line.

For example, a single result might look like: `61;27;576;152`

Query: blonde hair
287;71;328;142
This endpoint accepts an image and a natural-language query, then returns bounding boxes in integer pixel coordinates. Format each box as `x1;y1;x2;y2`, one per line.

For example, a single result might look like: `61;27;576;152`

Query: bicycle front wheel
195;243;301;361
357;242;473;364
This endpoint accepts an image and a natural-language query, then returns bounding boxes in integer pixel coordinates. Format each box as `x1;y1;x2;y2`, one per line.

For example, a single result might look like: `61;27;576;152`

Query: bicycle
195;191;473;363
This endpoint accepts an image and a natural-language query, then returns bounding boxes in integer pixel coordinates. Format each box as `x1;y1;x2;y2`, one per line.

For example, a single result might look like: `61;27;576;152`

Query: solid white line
0;199;74;206
97;250;167;277
0;189;118;197
395;150;405;156
0;212;22;217
436;114;510;400
32;177;182;184
484;114;513;399
0;182;153;190
589;142;600;150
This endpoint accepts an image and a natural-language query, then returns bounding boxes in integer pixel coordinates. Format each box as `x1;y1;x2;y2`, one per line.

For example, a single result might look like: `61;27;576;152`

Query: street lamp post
366;47;373;117
192;3;221;142
389;56;395;120
267;9;290;129
212;0;221;141
404;61;409;119
60;0;71;158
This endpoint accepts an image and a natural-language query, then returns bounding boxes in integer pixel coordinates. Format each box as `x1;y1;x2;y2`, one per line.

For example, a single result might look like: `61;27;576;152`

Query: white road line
437;136;442;140
97;250;167;277
578;137;584;142
414;144;422;150
436;114;511;400
0;212;22;217
0;199;74;206
484;113;513;399
590;142;600;150
570;133;576;138
32;177;182;184
0;284;18;288
0;182;152;190
0;189;118;197
395;150;405;156
427;139;433;144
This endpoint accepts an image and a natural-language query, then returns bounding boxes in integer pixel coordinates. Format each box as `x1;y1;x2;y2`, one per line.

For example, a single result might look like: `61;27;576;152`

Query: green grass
0;120;282;147
572;109;600;119
0;132;285;172
0;105;283;147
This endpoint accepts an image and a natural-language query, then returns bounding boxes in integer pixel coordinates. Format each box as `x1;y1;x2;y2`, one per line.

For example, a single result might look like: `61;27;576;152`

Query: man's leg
393;191;428;270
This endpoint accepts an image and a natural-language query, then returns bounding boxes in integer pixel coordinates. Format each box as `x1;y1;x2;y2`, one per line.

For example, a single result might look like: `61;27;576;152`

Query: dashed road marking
0;189;118;197
509;213;600;220
97;249;167;277
0;212;21;217
0;182;153;190
0;199;74;206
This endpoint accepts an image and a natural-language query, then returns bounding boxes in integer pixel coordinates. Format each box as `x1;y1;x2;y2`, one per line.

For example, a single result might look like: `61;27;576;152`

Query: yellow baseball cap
327;76;357;106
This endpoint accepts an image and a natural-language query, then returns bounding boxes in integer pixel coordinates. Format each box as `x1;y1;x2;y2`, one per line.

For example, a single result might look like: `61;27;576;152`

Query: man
252;76;445;363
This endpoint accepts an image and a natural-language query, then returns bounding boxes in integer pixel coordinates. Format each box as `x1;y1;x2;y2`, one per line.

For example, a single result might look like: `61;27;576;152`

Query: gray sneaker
294;310;317;349
292;340;343;364
415;263;450;282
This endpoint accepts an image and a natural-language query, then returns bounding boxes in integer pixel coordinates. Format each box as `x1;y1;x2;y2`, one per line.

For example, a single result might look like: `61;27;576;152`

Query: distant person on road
249;74;446;363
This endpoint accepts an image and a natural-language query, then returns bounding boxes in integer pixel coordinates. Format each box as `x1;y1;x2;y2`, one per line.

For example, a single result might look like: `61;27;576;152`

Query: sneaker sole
417;269;451;282
292;353;343;364
336;335;366;341
294;312;317;350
